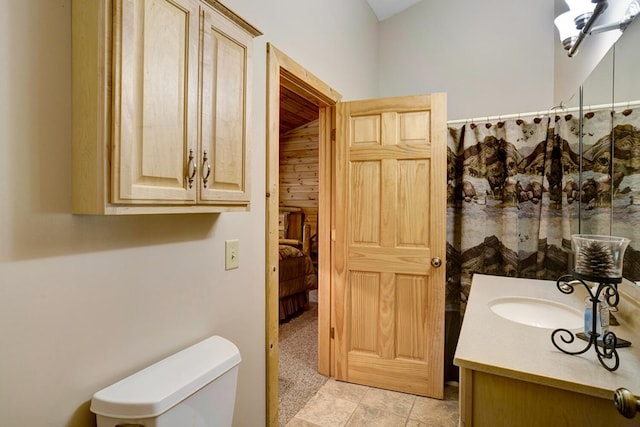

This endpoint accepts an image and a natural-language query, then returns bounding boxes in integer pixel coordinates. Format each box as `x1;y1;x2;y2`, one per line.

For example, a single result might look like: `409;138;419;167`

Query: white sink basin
488;296;583;329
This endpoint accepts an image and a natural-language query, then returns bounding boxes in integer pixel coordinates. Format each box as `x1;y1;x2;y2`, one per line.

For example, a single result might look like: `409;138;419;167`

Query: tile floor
285;379;459;427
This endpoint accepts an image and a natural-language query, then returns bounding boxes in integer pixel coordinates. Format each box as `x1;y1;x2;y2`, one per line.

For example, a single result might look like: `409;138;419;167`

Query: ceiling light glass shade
624;0;640;21
565;0;596;28
565;0;596;12
555;11;580;49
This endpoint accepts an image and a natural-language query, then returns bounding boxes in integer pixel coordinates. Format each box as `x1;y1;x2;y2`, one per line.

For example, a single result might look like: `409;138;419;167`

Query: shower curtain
444;108;640;380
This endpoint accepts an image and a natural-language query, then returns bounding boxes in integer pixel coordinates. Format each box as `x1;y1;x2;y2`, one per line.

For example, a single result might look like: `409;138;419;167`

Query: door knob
614;388;640;419
431;257;442;268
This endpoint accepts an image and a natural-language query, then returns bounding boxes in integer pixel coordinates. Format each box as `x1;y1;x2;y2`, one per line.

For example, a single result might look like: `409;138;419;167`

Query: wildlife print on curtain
445;109;640;315
446;116;571;314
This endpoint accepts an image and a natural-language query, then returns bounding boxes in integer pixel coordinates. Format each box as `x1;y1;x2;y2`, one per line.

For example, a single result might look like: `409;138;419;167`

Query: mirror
578;16;640;282
611;16;640;282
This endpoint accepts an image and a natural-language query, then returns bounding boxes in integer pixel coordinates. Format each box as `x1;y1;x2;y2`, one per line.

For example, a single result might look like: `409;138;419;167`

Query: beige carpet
278;303;329;426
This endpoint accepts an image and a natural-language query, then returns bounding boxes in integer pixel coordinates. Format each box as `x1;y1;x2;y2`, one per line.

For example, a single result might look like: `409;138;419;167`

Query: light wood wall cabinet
72;0;261;214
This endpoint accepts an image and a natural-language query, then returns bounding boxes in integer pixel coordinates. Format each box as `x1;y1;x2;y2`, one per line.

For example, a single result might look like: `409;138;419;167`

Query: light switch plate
225;239;239;270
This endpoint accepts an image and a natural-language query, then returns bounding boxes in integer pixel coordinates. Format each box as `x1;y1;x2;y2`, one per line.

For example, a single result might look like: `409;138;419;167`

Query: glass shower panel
578;43;615;237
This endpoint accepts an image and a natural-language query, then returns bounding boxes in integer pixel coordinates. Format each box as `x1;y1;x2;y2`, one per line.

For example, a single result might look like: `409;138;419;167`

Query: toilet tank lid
90;335;241;419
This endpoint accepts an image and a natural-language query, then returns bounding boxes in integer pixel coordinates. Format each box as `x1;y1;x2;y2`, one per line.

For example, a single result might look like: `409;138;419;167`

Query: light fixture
555;0;640;57
591;0;640;34
554;0;611;57
555;11;580;50
565;0;596;29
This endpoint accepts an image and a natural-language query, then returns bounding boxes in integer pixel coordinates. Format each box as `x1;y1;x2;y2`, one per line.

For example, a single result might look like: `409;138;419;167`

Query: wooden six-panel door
334;94;447;398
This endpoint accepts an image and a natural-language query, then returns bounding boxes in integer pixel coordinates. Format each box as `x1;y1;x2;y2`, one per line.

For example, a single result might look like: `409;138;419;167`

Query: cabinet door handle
186;149;197;189
202;150;211;188
614;388;640;419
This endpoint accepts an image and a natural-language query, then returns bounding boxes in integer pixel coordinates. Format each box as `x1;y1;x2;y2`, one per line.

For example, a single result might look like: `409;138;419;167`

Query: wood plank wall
279;119;319;240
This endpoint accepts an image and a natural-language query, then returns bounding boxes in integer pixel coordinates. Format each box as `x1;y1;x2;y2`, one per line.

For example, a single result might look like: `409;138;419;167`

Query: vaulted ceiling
366;0;423;21
279;82;319;135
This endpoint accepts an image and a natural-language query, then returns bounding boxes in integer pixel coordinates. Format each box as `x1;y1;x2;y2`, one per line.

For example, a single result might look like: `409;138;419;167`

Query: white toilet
90;336;241;427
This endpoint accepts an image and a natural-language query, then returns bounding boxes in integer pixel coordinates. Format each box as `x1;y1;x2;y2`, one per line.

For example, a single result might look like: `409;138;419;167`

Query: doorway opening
265;44;341;426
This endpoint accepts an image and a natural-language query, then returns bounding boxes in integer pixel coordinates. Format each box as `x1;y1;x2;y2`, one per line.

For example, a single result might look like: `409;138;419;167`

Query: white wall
378;0;556;121
614;16;640;102
223;0;379;101
0;1;378;426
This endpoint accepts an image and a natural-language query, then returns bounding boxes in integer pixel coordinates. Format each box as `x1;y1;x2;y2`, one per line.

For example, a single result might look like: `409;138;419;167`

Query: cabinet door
112;0;199;204
199;5;251;203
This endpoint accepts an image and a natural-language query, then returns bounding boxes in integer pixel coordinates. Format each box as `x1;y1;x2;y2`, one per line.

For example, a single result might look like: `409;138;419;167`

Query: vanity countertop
454;274;640;400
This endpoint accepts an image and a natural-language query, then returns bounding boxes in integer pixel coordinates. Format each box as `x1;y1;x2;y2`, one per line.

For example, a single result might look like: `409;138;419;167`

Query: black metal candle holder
551;273;622;372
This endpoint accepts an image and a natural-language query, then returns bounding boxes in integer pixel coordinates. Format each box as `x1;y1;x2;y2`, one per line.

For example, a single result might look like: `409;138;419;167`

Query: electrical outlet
225;239;239;270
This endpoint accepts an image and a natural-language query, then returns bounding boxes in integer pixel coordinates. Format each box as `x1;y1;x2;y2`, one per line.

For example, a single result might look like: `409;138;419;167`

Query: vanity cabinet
72;0;260;214
459;368;637;427
455;275;640;427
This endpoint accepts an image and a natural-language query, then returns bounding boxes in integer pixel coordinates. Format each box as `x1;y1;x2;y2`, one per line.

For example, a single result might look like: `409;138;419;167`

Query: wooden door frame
265;44;341;426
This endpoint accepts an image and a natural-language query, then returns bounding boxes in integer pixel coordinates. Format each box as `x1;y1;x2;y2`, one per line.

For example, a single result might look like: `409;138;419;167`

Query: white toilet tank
90;336;241;427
